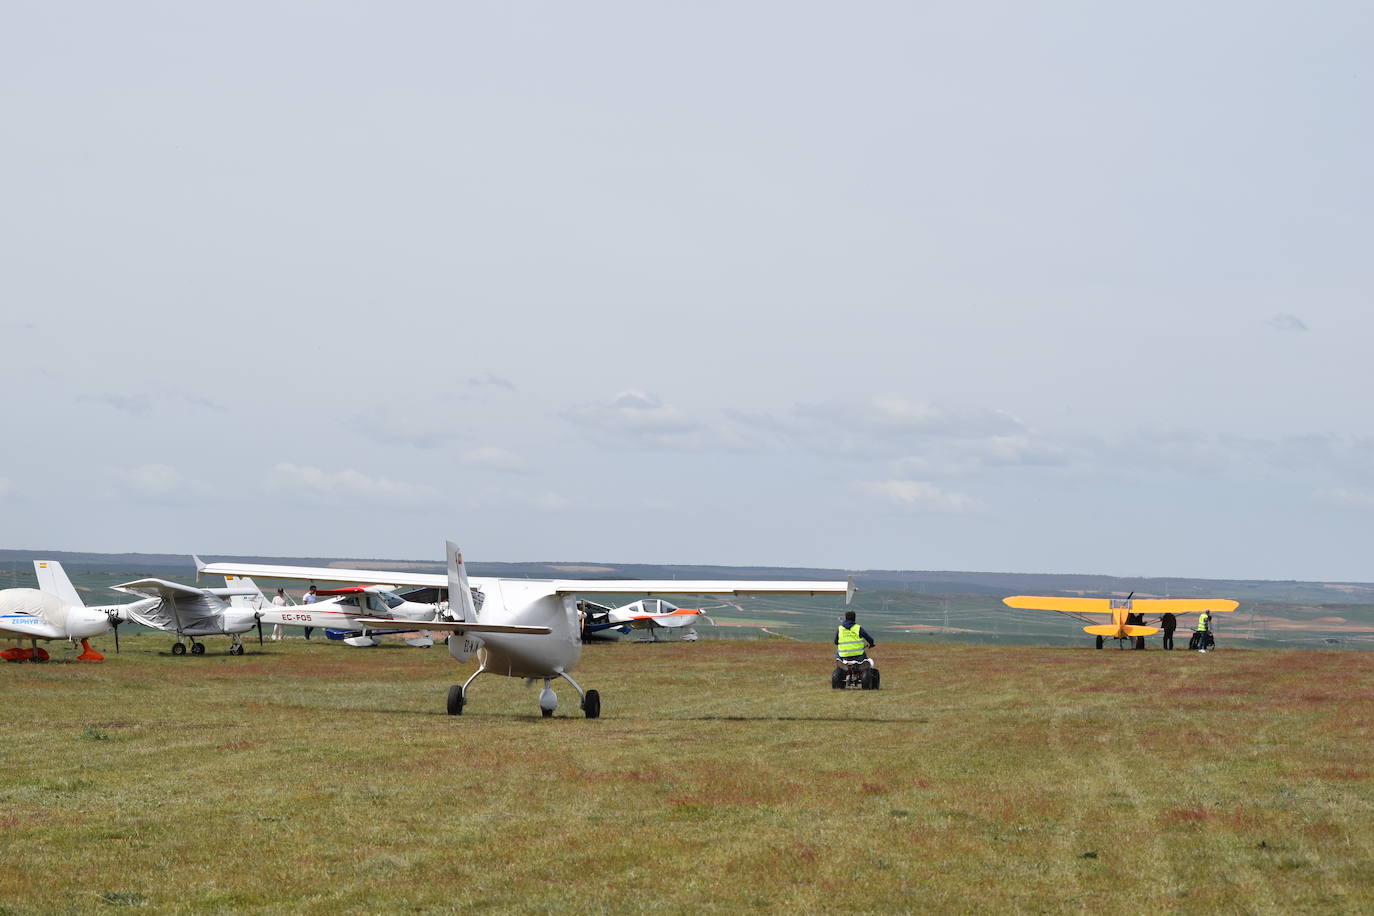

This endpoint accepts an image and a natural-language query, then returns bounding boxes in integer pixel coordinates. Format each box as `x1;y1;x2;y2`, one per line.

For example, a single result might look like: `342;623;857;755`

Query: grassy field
4;637;1374;913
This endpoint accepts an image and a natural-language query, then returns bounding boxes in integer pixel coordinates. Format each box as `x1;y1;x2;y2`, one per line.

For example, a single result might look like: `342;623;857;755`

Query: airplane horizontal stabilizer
1083;624;1123;636
1123;625;1159;636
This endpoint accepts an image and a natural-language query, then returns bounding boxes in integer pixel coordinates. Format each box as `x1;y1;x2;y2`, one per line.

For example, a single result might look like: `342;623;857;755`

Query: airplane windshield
381;592;406;609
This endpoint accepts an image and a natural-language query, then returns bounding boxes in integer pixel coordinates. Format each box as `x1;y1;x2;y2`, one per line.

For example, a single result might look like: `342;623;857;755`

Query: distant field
4;639;1373;912
4;556;1374;650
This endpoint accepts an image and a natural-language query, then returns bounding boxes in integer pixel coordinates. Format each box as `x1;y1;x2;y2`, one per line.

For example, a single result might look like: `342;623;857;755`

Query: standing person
271;588;287;641
835;610;875;661
1160;612;1177;651
1196;609;1213;652
302;585;318;640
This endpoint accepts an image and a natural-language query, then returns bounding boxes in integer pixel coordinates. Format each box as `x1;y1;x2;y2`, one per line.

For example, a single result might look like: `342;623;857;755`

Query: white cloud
459;446;531;474
566;390;724;450
113;464;201;504
894;435;1071;477
1269;313;1309;332
78;393;154;416
468;373;517;392
855;480;979;514
268;463;440;508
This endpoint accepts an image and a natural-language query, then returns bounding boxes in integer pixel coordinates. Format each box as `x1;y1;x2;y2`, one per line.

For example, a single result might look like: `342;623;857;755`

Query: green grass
3;638;1373;913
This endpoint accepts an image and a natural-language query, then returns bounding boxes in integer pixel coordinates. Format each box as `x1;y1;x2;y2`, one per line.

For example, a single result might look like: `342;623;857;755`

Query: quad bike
831;655;880;690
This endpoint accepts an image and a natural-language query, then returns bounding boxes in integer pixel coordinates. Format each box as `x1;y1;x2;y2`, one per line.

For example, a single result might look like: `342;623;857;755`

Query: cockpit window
381;592;405;609
642;599;659;613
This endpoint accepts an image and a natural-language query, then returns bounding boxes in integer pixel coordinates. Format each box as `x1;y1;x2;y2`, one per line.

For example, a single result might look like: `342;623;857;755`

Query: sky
2;1;1372;580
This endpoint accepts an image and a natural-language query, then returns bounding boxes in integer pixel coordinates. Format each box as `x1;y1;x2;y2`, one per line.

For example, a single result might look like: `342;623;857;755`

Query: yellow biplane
1002;594;1240;649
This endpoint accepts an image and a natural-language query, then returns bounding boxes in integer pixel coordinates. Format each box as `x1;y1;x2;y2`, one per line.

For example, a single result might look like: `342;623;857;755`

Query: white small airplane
216;573;445;648
1;560;155;662
199;545;853;718
109;577;272;656
579;598;709;641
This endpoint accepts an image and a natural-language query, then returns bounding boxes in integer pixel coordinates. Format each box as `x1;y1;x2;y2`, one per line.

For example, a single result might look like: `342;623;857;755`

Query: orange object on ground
76;639;104;662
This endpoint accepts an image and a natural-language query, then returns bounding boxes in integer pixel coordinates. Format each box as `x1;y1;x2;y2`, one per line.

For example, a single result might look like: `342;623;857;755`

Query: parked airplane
1003;594;1240;649
109;578;270;656
579;598;709;641
1;560;154;662
198;546;853;718
218;573;443;648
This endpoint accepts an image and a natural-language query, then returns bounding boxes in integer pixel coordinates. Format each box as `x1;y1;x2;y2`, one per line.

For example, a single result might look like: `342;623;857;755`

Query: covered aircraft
109;578;269;656
1;561;155;662
1003;594;1240;649
198;547;852;718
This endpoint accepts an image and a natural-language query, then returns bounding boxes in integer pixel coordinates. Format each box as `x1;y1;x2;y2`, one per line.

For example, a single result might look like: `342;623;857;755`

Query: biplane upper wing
1002;596;1113;614
1127;599;1239;613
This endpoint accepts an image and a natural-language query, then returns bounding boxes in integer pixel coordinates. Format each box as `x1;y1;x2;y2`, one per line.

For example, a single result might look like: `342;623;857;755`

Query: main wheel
582;689;601;719
190;642;206;656
1094;636;1104;650
831;668;846;689
172;642;187;656
446;685;464;716
542;708;554;718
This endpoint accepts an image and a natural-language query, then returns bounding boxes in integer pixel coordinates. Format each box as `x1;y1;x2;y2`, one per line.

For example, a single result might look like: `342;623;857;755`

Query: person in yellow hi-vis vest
834;610;875;661
1194;609;1214;652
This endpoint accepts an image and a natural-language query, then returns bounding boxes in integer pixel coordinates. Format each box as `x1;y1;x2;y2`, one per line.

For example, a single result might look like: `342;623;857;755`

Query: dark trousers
1162;631;1174;650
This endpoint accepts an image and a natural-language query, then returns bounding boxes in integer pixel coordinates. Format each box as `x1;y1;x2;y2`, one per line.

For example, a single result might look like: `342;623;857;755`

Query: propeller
255;614;264;646
105;610;123;653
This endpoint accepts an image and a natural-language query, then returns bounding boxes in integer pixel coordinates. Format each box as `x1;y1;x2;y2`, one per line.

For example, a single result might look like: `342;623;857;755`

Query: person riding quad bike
832;610;880;690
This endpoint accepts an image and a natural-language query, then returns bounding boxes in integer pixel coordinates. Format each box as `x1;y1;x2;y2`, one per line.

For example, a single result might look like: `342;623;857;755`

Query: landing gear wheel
831;667;846;689
542;707;554;718
172;642;187;656
1094;636;1104;650
446;685;464;716
229;644;244;656
190;642;206;656
861;668;878;690
582;689;601;719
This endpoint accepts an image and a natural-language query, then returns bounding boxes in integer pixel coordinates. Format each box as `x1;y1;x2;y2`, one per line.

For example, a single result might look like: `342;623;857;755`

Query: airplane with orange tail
1002;593;1240;649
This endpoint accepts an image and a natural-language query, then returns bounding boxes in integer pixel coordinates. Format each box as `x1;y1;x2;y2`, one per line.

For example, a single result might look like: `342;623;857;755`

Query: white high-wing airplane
109;577;273;656
217;574;444;648
198;545;852;718
1;561;155;662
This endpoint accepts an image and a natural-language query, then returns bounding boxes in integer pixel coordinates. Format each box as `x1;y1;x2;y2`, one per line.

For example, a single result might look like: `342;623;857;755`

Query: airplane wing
1002;596;1114;613
352;617;551;635
199;561;854;601
552;580;850;597
115;579;262;602
1127;599;1240;613
198;561;447;589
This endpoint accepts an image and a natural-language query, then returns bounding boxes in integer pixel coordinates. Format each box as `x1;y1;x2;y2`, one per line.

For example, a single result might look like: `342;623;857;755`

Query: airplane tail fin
34;561;83;607
222;574;267;610
446;541;479;622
